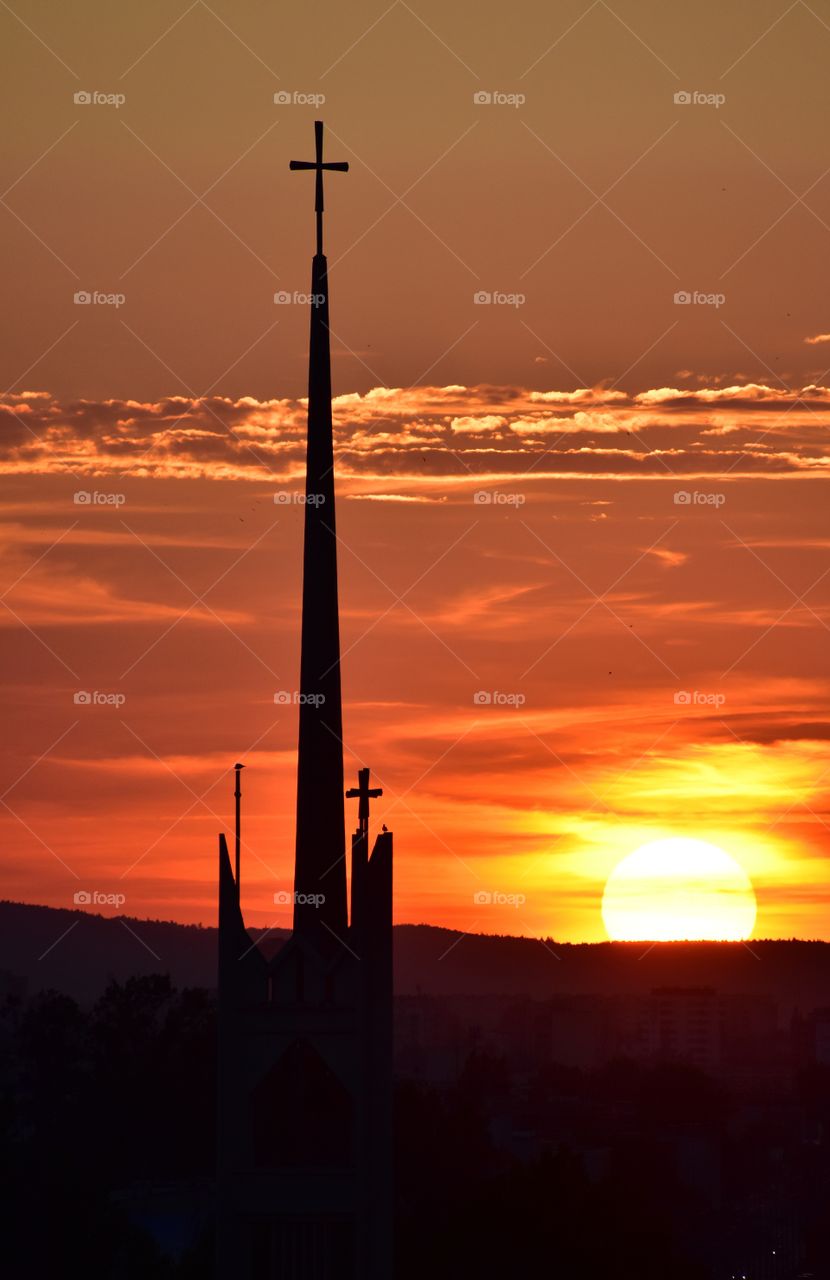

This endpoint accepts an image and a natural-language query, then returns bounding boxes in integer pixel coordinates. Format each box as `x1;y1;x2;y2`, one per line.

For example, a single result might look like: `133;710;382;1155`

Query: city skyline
3;0;830;943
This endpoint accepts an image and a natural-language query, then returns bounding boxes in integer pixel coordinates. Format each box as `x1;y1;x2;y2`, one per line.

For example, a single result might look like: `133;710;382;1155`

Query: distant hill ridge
2;899;830;1008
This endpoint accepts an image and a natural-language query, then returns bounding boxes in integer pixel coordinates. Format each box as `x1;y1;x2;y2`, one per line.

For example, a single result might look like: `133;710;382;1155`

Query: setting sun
601;837;757;942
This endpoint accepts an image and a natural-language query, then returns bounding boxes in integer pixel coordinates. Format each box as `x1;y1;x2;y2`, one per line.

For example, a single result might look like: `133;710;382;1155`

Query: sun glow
601;837;757;941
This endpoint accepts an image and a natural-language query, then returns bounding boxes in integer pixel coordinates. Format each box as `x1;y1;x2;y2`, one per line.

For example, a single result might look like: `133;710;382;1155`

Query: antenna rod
233;763;245;896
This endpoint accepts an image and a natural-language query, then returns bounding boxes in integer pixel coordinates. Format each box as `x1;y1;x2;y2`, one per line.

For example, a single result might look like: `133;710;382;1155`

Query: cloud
450;414;507;434
0;568;253;629
647;547;688;569
4;382;830;482
346;492;448;503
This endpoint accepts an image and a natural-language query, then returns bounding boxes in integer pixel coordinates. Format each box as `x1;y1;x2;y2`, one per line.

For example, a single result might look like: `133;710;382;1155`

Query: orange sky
2;1;830;940
3;385;830;940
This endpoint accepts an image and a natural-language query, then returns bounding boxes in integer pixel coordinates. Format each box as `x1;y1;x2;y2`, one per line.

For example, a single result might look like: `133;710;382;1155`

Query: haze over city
3;0;830;942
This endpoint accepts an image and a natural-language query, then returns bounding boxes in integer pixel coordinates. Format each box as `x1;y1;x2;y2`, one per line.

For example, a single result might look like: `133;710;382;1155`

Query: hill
2;900;830;1010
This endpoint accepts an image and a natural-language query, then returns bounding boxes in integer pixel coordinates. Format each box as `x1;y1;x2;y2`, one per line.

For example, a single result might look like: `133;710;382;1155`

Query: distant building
801;1006;830;1066
394;995;464;1083
547;997;605;1069
0;969;27;1002
648;987;720;1071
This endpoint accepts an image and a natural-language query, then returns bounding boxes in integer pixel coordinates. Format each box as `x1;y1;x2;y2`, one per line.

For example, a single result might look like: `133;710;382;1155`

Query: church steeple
290;122;350;936
216;124;393;1279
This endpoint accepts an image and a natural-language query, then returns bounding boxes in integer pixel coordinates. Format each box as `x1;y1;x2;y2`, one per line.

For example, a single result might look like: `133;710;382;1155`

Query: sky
2;0;830;944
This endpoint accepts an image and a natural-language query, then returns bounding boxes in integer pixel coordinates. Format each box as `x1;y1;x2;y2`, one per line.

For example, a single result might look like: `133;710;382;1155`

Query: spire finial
289;120;349;256
346;766;383;839
233;763;244;895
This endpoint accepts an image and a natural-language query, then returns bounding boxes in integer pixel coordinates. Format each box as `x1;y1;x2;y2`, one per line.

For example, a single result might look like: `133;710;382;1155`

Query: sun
601;837;757;941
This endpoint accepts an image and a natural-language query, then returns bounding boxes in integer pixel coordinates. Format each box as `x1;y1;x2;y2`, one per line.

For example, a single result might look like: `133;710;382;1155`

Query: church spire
290;121;350;935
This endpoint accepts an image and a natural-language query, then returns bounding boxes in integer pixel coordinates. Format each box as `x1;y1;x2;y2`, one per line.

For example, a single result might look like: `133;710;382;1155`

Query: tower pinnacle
346;767;383;839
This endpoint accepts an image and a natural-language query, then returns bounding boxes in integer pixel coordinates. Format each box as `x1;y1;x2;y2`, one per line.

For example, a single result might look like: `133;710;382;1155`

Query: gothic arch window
251;1039;352;1168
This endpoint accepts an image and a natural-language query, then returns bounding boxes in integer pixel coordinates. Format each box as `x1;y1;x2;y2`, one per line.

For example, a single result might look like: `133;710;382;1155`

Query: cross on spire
346;766;382;836
289;120;349;256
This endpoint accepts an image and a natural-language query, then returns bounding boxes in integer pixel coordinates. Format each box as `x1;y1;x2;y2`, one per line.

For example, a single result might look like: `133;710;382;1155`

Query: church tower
216;121;393;1280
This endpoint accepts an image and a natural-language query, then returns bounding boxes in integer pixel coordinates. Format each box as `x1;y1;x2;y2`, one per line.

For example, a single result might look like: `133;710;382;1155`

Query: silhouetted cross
346;767;382;834
289;120;349;256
